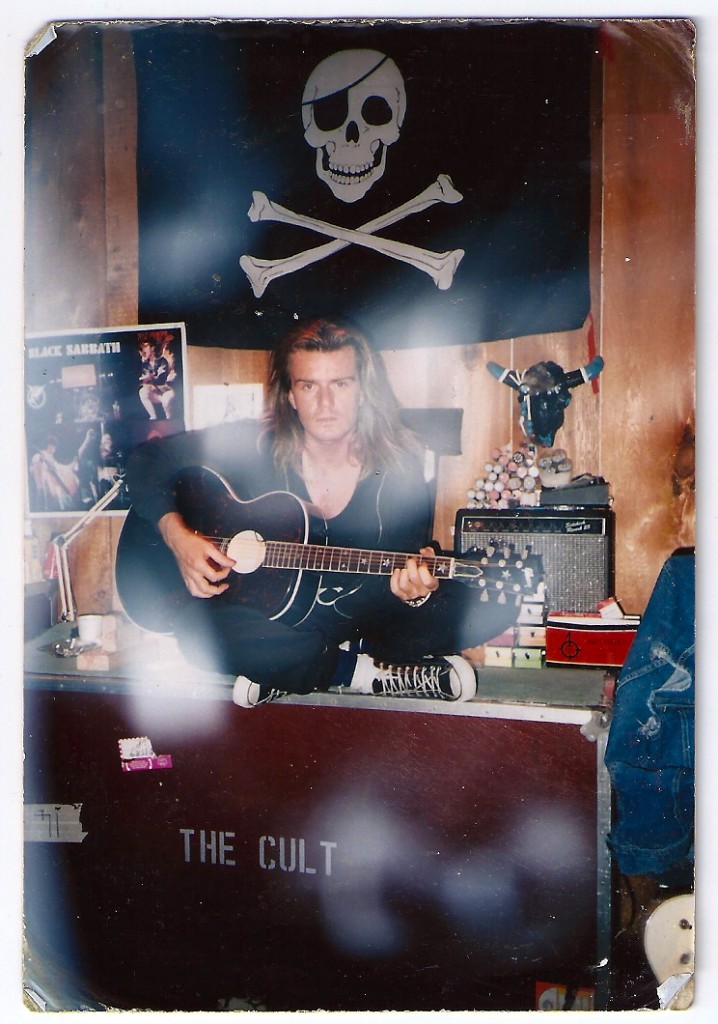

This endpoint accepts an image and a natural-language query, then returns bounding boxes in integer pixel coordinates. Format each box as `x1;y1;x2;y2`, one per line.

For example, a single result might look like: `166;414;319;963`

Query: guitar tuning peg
486;545;496;557
480;590;489;602
497;592;506;604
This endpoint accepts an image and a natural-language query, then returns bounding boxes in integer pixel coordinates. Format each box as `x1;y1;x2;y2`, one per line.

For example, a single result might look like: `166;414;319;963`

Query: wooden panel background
597;21;696;608
24;22;695;618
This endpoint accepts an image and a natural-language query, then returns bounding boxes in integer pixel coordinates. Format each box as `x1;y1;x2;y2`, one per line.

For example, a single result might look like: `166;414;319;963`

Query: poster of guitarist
121;318;538;708
137;330;177;420
29;428;96;512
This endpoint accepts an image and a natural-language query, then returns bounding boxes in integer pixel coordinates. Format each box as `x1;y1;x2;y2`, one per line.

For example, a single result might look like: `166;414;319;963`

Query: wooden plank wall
24;22;695;619
24;29;138;615
597;20;696;609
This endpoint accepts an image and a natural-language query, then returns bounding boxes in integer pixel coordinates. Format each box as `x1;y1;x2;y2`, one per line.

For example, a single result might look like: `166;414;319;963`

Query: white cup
77;614;103;645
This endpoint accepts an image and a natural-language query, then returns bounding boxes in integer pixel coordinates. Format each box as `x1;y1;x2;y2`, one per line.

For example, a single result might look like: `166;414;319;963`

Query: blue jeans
604;551;695;881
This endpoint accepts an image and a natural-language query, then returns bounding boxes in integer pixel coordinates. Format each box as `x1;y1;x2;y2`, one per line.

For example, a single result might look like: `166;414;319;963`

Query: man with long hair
137;331;176;420
125;317;520;707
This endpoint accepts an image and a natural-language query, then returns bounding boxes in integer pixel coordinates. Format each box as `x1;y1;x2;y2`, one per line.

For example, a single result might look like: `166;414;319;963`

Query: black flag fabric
132;19;595;350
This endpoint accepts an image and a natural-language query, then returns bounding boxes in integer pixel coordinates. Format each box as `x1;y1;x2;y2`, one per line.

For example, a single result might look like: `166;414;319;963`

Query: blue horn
487;361;521;391
564;355;605;389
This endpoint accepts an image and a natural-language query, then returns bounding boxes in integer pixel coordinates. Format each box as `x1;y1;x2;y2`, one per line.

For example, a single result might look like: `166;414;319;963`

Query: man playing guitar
124;318;525;707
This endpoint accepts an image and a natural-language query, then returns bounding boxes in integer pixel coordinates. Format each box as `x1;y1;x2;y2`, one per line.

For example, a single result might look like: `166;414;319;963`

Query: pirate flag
129;19;594;350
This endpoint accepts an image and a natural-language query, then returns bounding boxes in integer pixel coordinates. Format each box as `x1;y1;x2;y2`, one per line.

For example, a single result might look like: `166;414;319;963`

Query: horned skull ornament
487;355;605;447
302;49;407;203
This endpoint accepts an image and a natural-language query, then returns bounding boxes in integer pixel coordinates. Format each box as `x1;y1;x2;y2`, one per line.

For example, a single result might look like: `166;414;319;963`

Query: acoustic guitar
116;466;542;634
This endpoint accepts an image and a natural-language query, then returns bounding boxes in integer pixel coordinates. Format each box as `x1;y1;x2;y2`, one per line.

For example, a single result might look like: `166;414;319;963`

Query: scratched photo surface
22;16;696;1015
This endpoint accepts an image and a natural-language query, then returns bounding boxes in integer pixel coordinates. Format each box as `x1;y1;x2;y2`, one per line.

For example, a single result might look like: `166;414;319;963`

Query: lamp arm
54;539;74;622
52;476;125;622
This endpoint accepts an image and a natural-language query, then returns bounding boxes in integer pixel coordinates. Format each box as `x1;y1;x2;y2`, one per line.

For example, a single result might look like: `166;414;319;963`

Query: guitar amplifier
454;507;615;613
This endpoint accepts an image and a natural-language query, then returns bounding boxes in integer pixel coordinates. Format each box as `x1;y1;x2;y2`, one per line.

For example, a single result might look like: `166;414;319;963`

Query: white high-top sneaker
347;653;476;702
232;676;290;708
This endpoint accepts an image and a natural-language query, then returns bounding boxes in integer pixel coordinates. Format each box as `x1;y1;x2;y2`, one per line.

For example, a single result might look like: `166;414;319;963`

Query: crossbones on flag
133;20;594;350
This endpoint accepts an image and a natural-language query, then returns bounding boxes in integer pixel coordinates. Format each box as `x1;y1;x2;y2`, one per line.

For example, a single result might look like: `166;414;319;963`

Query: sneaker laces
233;675;290;708
256;686;289;706
374;660;454;699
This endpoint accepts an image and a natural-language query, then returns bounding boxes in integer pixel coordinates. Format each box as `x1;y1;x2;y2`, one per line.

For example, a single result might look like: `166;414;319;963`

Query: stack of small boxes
484;575;548;669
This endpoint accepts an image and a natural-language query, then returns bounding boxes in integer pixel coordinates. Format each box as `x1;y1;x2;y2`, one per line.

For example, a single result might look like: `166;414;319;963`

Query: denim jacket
604;551;695;881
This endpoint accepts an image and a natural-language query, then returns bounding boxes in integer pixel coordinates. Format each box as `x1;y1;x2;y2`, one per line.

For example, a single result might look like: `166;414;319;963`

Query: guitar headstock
456;545;545;604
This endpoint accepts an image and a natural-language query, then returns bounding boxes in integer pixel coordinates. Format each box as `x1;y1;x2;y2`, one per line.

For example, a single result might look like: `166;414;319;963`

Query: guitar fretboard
262;542;455;578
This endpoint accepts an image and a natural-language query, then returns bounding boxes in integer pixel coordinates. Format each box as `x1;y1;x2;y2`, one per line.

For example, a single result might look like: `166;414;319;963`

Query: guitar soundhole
226;530;266;575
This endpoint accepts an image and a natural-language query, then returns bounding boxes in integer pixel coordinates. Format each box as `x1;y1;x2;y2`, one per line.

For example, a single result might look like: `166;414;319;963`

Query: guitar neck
263;541;457;579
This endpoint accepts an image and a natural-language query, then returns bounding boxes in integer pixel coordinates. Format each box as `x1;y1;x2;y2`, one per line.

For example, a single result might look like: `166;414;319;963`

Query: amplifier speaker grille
454;507;614;613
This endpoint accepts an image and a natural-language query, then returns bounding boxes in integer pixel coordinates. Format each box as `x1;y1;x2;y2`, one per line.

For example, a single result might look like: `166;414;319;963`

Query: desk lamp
52;476;124;622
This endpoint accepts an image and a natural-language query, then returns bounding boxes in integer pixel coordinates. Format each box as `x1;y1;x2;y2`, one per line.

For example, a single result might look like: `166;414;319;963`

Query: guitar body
116;467;327;633
117;466;544;636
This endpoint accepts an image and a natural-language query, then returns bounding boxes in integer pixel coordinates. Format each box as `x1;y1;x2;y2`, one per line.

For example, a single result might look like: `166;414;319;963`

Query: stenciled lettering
259;835;337;876
179;828;337;876
179;828;236;866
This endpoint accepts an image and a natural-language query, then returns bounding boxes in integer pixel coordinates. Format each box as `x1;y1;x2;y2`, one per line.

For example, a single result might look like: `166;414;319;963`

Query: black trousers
173;580;521;693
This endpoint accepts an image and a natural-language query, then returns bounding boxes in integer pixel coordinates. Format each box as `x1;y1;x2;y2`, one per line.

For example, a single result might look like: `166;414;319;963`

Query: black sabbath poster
25;325;186;514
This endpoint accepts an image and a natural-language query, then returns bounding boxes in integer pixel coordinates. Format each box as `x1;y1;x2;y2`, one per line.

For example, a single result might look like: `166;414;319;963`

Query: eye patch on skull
302;49;407;202
311;91;348;133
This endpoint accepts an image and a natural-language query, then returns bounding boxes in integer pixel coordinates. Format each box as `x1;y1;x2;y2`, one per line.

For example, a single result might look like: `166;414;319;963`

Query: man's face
287;346;363;448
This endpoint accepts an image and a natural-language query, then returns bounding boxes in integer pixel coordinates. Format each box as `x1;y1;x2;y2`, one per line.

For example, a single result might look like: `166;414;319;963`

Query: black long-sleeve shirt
125;419;433;619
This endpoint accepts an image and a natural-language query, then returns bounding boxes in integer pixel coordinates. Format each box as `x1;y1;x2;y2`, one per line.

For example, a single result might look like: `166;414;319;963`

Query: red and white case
546;611;640;667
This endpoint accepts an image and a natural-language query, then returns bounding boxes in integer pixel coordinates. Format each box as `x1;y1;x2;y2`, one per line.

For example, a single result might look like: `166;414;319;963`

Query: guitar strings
208;534;451;574
199;533;535;594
